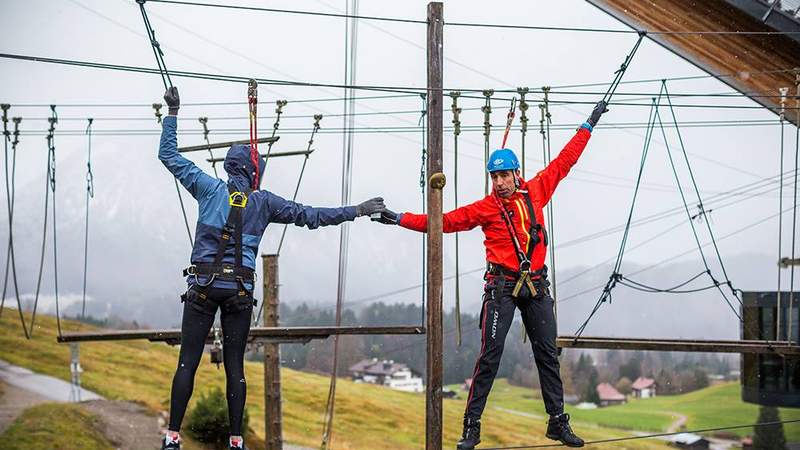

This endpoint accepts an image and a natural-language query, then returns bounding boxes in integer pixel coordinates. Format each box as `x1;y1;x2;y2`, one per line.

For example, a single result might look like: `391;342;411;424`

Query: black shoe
456;417;481;450
161;436;181;450
546;413;584;447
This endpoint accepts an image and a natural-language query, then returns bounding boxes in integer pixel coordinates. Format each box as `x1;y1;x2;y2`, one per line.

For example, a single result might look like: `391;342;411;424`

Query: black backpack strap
520;191;547;263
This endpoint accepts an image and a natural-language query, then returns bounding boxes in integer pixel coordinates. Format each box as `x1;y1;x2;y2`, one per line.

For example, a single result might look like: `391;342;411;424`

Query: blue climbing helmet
487;148;520;173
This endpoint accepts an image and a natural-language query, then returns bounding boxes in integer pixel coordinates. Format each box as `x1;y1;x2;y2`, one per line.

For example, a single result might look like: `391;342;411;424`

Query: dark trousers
168;286;254;436
465;275;564;419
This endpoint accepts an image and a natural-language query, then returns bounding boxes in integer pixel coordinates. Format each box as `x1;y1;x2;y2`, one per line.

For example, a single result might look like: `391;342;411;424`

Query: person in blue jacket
159;87;385;450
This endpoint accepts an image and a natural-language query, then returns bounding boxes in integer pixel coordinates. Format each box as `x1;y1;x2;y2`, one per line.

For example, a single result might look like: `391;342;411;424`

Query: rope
518;88;529;178
136;0;172;91
80;118;94;321
602;32;647;105
31;106;60;338
541;87;557;305
0;107;25;338
501;97;517;149
198;117;218;177
262;100;287;177
482;90;493;195
480;419;800;450
450;91;462;347
247;79;260;190
617;271;718;294
777;88;788;339
276;114;321;254
321;4;358;446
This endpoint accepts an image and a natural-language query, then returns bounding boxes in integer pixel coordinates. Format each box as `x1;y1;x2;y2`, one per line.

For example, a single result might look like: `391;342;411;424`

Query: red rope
248;79;259;190
501;97;517;149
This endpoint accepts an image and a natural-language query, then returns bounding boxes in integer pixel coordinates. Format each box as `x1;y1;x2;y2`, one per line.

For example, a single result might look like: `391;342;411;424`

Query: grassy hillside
450;378;800;440
2;403;114;450
0;310;670;449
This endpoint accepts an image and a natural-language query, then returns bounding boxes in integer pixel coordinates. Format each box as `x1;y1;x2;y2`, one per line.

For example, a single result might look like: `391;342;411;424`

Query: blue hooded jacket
158;115;358;289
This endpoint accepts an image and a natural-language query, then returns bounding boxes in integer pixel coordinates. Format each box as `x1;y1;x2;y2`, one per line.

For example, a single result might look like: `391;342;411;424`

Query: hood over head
224;144;266;191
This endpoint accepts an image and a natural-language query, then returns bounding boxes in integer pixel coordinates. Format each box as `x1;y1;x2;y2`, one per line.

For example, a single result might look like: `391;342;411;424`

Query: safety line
450;91;462;347
480;419;800;450
80;118;94;321
0;107;25;337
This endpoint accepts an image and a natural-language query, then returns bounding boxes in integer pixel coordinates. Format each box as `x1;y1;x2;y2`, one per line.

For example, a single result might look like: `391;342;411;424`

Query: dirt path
82;400;162;450
0;381;49;434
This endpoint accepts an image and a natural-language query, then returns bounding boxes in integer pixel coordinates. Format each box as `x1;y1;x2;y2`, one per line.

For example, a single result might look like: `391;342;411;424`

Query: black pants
465;275;564;419
168;286;254;436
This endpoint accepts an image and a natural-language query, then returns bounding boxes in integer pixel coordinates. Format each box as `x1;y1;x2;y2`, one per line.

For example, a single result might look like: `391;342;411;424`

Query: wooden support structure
206;149;314;164
178;136;279;153
558;335;800;355
426;3;444;450
262;254;282;450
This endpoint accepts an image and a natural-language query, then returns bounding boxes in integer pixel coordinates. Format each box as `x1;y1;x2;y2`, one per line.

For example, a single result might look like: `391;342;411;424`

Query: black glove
164;87;180;115
371;209;401;225
586;100;608;128
356;197;385;216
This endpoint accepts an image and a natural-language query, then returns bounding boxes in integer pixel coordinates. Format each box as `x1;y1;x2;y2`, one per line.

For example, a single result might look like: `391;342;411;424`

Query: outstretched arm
528;101;607;205
266;193;384;228
377;198;486;233
158;87;217;199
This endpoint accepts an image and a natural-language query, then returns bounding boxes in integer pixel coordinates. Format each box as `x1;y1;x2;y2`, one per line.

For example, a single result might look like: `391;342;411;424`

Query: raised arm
265;193;384;228
158;87;217;199
528;101;607;205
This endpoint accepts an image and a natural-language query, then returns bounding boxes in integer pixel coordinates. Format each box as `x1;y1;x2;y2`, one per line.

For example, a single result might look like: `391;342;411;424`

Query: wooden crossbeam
558;335;800;355
57;325;425;344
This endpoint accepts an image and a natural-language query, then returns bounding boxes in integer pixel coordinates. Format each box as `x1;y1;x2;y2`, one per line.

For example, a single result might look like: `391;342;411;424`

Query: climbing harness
198;117;218;178
490;190;546;299
182;189;255;291
0;106;25;338
262;99;288;176
482;89;493;195
81;118;94;321
517;88;529;177
31;106;59;338
450;91;462;346
247;79;260;190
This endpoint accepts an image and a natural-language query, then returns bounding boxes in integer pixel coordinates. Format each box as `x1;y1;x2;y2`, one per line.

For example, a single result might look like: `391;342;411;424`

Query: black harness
183;187;256;291
490;189;549;297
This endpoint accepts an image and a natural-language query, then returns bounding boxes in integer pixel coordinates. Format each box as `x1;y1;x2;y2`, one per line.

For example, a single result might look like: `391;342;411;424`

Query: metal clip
152;103;163;124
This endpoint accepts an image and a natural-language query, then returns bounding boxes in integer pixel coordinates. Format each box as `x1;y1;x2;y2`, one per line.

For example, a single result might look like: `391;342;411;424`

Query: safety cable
518;88;529;177
80;118;94;322
450;91;462;347
617;271;716;294
602;32;647;104
540;87;557;306
136;0;172;91
789;70;800;342
31;106;59;338
573;95;660;341
0;106;25;338
198;117;218;178
418;93;427;328
146;0;800;35
262;100;288;176
276;114;322;254
482;90;493;195
247;79;260;191
480;419;800;450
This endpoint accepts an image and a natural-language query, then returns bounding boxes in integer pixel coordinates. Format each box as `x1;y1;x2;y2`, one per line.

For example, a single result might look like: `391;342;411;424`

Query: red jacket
399;126;592;273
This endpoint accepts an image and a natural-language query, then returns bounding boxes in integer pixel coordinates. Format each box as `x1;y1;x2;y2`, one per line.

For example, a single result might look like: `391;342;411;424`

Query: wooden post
426;3;444;449
262;254;282;450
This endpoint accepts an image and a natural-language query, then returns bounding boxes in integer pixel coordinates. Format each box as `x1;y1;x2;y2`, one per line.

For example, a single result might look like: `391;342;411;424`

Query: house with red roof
632;376;657;399
596;382;626;407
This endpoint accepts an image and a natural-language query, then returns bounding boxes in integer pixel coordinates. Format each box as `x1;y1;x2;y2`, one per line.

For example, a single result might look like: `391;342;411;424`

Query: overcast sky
1;0;798;337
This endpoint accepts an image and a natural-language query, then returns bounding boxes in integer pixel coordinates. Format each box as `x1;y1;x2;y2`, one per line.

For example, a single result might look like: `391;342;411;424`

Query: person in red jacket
376;101;608;449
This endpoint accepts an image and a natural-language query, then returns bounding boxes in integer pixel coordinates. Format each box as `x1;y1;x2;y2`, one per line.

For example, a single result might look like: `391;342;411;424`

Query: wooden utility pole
425;3;444;449
262;254;282;450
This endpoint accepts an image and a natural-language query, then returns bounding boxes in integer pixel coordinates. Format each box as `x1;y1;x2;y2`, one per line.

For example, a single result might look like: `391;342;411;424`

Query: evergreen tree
753;406;786;450
584;368;600;404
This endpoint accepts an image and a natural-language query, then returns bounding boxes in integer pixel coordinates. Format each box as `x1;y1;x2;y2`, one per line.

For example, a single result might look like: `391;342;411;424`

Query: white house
632;377;657;398
349;358;423;393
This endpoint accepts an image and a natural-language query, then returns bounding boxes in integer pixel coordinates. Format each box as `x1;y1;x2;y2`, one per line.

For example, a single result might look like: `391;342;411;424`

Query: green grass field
450;377;800;441
0;311;670;449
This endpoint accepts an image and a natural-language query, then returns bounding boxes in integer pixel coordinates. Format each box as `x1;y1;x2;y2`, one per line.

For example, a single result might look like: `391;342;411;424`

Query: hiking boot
456;417;481;450
161;435;181;450
546;413;584;447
